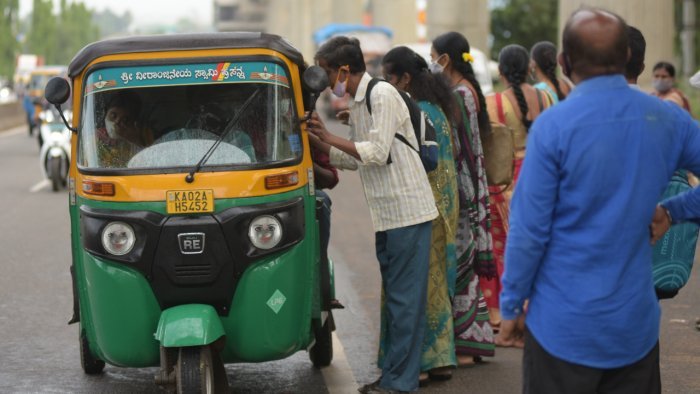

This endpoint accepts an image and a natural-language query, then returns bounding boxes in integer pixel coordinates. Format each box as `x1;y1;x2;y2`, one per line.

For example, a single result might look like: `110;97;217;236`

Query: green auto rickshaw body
63;32;331;372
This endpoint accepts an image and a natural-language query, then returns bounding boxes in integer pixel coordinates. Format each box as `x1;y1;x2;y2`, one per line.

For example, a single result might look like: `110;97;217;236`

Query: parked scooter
38;107;71;191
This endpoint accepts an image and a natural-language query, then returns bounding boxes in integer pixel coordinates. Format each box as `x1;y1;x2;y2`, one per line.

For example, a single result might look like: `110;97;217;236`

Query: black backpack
364;78;438;172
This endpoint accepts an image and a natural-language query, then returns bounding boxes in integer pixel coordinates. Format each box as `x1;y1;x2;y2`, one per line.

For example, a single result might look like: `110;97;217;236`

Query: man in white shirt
306;36;438;394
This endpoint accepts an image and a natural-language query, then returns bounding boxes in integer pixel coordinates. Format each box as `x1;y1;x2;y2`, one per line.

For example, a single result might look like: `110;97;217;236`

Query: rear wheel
49;157;61;191
309;313;333;368
79;329;105;375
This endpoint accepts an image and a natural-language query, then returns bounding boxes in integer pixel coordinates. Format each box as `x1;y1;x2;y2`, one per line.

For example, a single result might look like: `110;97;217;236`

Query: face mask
429;56;445;74
653;79;673;93
332;67;348;98
105;118;119;138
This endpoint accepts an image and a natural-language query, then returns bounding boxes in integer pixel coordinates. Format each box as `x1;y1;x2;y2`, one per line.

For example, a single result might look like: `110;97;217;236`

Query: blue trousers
376;220;432;392
316;189;332;255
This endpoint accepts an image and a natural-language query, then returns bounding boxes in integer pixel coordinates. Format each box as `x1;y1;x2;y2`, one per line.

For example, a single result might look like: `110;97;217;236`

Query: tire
49;157;61;191
176;346;218;394
79;329;105;375
309;313;333;368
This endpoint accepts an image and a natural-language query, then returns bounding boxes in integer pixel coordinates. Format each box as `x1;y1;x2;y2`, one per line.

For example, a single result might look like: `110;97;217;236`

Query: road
0;121;699;393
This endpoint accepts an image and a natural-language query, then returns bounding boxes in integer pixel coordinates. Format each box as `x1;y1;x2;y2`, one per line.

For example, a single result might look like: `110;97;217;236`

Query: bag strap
536;89;545;112
495;92;506;124
455;91;480;193
364;78;420;160
364;77;382;114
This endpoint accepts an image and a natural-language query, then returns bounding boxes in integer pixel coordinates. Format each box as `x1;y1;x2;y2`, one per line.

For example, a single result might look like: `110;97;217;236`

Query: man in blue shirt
498;7;700;393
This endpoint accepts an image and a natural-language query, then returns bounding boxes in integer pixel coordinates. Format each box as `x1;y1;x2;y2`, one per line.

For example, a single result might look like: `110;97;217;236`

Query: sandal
457;355;484;367
419;372;429;387
428;367;453;381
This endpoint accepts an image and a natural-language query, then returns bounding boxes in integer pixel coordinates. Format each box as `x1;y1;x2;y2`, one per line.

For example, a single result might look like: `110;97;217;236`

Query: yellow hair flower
462;52;474;63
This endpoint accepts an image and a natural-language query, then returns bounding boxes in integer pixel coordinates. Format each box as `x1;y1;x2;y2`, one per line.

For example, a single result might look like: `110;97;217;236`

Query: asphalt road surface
0;119;699;393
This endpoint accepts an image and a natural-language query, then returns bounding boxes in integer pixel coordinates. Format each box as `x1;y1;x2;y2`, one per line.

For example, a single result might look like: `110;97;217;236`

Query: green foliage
22;0;100;66
0;0;19;79
92;8;133;38
490;0;559;60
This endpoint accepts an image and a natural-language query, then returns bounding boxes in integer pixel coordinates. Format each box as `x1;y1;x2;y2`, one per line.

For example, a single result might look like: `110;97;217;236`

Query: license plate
166;189;214;214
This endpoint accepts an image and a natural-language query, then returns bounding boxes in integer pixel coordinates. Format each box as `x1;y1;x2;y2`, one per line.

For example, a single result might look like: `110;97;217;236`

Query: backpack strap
364;77;382;114
363;78;421;163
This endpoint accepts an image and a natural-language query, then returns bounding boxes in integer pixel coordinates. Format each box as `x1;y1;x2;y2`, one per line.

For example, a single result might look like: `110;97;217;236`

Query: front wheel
309;313;334;368
176;345;227;394
49;157;62;191
79;329;105;375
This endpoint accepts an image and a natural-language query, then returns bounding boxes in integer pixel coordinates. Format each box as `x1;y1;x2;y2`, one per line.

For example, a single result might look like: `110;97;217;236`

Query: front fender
155;304;225;348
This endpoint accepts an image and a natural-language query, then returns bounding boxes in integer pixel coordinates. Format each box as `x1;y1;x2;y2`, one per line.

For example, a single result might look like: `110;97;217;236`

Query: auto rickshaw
27;65;67;143
44;32;334;393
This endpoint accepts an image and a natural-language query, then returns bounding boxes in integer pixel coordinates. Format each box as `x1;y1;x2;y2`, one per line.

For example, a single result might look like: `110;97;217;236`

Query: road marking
30;179;50;193
0;126;25;138
322;332;359;394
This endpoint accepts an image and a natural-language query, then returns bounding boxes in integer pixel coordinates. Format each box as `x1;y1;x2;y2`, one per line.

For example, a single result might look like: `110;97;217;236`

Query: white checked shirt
329;73;438;232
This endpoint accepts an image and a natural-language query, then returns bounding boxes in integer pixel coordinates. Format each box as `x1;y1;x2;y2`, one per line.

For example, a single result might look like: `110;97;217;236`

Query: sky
19;0;214;28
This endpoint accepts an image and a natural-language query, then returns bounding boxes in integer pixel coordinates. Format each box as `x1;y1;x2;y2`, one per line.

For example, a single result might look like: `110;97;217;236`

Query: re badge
178;232;205;254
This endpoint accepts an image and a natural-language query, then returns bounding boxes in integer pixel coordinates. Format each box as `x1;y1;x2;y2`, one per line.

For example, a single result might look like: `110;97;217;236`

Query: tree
55;0;99;64
92;8;133;38
25;0;56;64
23;0;100;65
490;0;558;60
0;0;19;80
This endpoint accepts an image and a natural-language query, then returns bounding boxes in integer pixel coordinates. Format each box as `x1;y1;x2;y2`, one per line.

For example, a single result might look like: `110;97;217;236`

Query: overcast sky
19;0;214;28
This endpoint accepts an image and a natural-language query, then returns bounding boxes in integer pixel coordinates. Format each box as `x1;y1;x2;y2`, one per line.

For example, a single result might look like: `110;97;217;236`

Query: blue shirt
500;74;700;368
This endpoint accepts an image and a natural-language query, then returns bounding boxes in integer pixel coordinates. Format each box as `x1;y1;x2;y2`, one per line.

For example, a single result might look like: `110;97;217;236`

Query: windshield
78;61;302;171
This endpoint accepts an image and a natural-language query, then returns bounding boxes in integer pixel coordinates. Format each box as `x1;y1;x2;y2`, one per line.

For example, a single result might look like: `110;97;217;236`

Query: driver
96;91;152;167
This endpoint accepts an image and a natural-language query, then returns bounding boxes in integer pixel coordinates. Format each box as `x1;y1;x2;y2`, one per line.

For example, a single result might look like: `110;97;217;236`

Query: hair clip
462;52;474;63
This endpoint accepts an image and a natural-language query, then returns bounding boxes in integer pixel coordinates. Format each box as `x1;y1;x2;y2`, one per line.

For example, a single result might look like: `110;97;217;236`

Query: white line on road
30;179;50;193
322;332;359;394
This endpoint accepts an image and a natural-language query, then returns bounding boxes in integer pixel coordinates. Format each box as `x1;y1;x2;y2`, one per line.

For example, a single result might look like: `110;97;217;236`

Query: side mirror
44;77;76;132
302;65;329;94
44;77;71;105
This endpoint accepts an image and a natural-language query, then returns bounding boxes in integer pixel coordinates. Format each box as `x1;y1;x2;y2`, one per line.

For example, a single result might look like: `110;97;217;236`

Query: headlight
101;222;136;256
248;215;282;250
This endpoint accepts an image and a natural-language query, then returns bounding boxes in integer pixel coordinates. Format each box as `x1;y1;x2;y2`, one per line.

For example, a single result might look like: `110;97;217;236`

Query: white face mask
105;118;119;138
429;55;446;74
653;79;673;94
332;67;348;98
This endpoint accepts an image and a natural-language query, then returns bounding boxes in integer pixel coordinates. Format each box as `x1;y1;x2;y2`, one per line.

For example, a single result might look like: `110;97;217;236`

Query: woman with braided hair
530;41;573;103
381;45;459;384
482;44;552;344
431;31;497;366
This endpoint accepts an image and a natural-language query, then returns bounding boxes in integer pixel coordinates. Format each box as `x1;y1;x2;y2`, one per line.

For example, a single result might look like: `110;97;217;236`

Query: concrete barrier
0;102;26;132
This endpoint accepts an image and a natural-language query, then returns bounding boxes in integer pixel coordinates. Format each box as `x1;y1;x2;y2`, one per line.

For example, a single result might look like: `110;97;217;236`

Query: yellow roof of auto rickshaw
68;32;306;78
29;65;68;76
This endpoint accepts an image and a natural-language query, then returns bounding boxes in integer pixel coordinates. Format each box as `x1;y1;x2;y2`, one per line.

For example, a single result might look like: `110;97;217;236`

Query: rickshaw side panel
220;196;319;362
79;250;162;367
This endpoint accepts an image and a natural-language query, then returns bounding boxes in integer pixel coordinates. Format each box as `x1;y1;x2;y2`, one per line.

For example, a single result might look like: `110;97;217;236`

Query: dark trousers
523;329;661;394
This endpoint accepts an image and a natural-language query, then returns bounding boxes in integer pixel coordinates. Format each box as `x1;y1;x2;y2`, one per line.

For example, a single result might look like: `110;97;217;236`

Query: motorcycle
38;107;71;191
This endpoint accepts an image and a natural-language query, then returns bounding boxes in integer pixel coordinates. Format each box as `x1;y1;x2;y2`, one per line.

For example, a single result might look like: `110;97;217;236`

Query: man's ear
558;52;571;77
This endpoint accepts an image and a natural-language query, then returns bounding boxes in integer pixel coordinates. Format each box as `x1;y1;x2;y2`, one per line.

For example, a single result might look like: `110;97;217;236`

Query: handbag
652;171;699;298
482;93;514;186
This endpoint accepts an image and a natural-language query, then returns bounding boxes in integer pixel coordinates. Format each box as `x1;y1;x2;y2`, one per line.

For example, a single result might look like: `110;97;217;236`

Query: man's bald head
562;7;629;81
